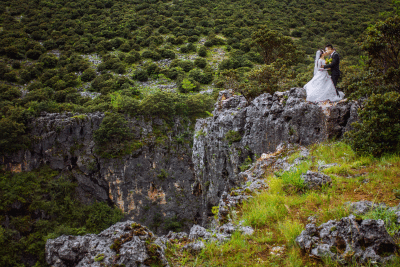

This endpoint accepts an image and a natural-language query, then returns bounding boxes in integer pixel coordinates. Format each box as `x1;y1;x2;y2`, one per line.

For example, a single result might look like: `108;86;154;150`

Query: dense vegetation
0;166;123;266
0;0;394;155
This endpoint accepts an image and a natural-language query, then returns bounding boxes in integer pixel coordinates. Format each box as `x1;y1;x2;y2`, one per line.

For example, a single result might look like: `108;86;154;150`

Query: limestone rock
45;221;169;267
301;171;332;189
347;201;387;215
192;88;359;222
296;215;397;264
182;241;205;254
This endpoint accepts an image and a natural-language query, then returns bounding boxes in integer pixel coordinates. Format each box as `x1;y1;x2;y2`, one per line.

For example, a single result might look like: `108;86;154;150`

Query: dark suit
324;51;340;88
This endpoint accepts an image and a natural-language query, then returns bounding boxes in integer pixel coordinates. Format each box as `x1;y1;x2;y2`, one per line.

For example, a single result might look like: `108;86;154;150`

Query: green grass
165;141;400;266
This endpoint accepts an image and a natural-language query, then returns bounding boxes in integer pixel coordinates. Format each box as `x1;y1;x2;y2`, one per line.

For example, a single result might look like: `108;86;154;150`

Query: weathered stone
182;241;205;254
1;112;201;234
164;231;188;241
296;215;397;264
192;88;358;222
347;201;387;215
189;225;211;240
45;221;169;267
301;171;332;189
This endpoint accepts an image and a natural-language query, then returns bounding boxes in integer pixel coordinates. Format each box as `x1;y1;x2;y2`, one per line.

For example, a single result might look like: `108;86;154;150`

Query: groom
322;44;340;96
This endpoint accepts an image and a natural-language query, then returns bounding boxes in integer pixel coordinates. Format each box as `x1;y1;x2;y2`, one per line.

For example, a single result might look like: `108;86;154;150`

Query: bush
225;130;242;145
81;68;97;82
0;117;28;155
194;58;207;68
345;92;400;157
146;63;161;76
125;51;141;64
94;112;133;157
133;69;149;82
178;78;200;93
160;49;176;59
26;49;43;60
39;54;58;68
178;60;194;72
198;46;207;57
141;50;161;61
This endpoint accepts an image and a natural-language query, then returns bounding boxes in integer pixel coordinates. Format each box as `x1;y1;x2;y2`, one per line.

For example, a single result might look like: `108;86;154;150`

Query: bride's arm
319;60;327;71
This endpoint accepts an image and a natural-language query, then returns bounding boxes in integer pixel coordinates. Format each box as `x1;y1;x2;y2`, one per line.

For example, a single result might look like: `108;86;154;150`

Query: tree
251;28;300;65
93;113;133;157
360;16;400;92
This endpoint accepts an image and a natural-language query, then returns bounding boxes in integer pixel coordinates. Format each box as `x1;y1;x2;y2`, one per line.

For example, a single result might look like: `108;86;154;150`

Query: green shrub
141;50;161;61
160;49;176;59
225;130;242;145
81;68;97;82
345;92;400;157
194;58;207;68
125;51;141;64
178;78;200;93
26;49;43;60
133;69;149;82
178;60;194;72
198;46;207;57
94;112;133;157
39;54;58;68
146;63;161;76
0;117;29;155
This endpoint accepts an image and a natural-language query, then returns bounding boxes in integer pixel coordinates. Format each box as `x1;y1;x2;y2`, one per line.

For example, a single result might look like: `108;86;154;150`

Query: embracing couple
304;44;345;102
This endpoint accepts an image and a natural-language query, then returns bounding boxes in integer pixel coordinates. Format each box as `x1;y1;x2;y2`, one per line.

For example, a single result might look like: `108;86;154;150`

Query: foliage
93;112;133;157
252;29;300;65
345;92;400;157
225;130;242;145
344;15;400;98
239;156;252;172
0;166;123;266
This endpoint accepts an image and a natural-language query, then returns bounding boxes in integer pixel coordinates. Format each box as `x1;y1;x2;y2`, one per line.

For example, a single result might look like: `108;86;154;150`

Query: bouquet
325;58;333;64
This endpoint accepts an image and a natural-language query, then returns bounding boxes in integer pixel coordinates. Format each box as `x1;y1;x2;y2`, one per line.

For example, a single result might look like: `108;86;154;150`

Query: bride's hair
319;49;324;58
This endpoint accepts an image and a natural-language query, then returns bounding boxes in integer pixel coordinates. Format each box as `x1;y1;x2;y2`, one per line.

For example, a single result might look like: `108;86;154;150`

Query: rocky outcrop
192;88;359;221
301;170;332;189
2;88;359;233
1;112;201;234
296;214;397;264
45;221;169;267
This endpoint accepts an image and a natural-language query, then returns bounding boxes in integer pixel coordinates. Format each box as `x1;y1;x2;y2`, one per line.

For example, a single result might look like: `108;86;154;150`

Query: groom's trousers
331;75;340;96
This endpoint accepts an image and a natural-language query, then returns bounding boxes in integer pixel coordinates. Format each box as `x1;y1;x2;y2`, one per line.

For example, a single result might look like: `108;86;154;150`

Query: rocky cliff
1;112;202;234
192;88;359;221
1;88;359;233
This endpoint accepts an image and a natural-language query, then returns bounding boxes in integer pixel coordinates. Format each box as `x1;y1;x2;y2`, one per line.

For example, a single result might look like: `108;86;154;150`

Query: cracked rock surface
192;88;359;222
296;214;397;264
45;221;169;267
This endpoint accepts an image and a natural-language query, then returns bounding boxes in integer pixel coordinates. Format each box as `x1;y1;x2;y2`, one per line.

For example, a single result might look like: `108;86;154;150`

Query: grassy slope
165;142;400;266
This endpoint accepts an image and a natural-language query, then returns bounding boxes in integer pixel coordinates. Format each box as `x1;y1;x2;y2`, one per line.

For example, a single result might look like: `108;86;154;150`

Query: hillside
166;141;400;266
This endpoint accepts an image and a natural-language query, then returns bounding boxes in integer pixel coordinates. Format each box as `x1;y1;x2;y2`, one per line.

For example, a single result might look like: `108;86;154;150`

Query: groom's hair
325;44;334;49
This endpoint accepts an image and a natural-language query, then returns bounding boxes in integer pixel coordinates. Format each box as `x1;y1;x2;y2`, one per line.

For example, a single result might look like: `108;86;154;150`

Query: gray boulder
45;221;169;267
296;214;397;264
347;200;387;215
189;224;211;240
301;171;332;189
182;241;205;254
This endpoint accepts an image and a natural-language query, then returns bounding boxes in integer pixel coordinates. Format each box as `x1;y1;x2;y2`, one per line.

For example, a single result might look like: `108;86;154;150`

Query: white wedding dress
304;51;345;102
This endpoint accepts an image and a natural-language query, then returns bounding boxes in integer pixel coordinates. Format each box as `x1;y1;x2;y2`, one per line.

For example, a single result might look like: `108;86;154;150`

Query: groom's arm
323;54;338;69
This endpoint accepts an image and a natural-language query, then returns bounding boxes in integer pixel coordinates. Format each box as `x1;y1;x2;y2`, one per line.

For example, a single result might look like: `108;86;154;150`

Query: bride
304;49;345;102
